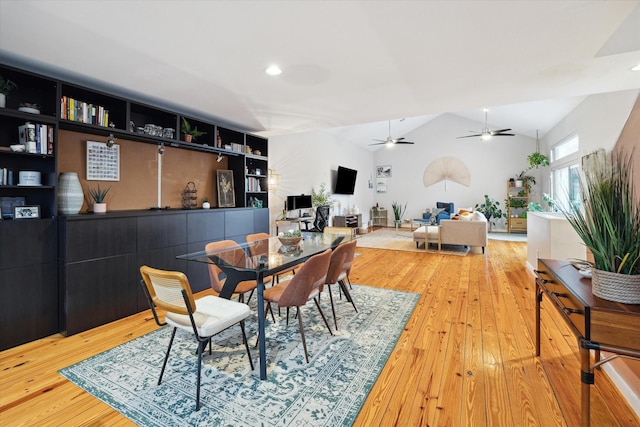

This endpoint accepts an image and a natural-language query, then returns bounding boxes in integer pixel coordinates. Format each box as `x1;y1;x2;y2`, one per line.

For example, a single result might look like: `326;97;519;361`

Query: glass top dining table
176;231;352;380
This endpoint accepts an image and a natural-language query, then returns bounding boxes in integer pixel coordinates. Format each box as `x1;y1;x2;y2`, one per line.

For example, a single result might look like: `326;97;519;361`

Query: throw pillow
471;211;486;221
459;211;472;221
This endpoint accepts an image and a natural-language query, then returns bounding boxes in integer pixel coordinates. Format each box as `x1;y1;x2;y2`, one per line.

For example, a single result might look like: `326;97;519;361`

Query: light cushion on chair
165;295;251;337
471;211;486;221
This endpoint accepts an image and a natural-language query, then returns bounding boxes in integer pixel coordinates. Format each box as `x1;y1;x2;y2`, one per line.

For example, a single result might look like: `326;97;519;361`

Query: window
551;134;579;162
550;134;581;211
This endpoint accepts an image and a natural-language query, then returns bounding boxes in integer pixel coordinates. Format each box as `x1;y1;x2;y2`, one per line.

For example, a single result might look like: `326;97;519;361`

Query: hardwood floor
1;239;638;426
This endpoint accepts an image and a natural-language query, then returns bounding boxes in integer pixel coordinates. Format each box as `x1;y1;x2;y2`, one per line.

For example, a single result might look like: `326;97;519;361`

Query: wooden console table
535;259;640;426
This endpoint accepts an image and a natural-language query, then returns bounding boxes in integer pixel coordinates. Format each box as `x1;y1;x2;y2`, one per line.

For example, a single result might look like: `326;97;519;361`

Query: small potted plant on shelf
88;184;111;213
202;197;210;209
181;118;207;143
0;76;18;108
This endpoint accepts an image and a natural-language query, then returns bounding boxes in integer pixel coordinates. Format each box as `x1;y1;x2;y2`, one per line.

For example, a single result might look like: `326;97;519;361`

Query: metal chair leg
196;340;205;411
327;284;338;330
339;279;358;312
239;321;254;371
296;307;310;363
314;297;334;336
159;327;177;385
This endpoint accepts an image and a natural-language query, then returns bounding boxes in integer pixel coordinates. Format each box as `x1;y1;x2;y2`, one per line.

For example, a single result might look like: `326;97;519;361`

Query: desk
535;259;640;426
276;217;314;234
177;231;351;380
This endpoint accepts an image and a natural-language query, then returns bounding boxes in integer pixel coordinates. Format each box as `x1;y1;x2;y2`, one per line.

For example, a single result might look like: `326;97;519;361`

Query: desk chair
309;205;330;232
139;265;253;411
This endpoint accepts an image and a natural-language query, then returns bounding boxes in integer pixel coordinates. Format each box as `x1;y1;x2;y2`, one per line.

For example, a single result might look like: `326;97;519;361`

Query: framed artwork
376;165;392;178
217;170;235;207
87;140;120;181
14;205;40;219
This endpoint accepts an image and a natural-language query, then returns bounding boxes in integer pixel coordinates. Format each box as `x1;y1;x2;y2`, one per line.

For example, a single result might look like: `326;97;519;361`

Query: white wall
268;130;375;234
372;113;534;228
538;89;640;196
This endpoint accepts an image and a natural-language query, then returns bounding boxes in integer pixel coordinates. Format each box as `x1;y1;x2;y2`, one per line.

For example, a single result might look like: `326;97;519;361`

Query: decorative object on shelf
561;149;640;304
474;194;503;231
202;198;210;209
9;144;25;152
311;183;334;207
86;140;120;181
88;184;111;213
181;181;198;209
181;118;206;143
58;172;84;215
217;170;235;207
0;76;17;108
423;156;471;190
216;130;222;148
18;103;40;114
18;170;41;186
13;205;40;219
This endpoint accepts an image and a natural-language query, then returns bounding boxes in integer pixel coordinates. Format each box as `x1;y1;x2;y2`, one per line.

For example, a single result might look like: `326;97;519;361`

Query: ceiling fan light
480;132;491;141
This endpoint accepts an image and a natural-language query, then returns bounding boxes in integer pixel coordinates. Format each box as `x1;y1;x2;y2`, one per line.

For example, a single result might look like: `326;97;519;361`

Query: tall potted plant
391;201;407;227
561;150;640;303
474;194;503;231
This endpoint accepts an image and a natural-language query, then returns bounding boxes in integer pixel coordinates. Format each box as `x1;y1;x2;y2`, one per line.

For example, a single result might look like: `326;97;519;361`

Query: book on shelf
60;96;109;127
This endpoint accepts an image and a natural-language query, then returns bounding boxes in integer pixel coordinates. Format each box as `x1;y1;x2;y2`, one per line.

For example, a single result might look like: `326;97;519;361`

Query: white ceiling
1;1;639;150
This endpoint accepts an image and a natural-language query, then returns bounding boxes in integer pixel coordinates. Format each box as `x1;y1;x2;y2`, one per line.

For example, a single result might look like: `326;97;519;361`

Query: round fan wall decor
423;157;471;190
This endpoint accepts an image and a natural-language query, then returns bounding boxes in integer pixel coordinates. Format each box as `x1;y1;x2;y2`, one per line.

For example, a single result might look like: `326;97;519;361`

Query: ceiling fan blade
492;133;515;136
372;138;387;142
395;141;415;144
490;128;512;134
395;137;405;141
456;134;482;139
369;142;387;146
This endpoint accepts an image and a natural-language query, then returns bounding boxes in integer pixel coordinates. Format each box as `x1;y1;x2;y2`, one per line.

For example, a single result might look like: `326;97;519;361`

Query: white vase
93;203;107;213
0;93;6;108
202;201;211;209
57;172;84;214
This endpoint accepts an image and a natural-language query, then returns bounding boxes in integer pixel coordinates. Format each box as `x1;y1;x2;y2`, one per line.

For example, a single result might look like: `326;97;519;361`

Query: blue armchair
436;202;455;224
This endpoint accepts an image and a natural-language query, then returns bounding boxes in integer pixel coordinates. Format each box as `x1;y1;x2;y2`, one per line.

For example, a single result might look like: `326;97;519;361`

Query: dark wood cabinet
0;219;58;350
59;208;268;336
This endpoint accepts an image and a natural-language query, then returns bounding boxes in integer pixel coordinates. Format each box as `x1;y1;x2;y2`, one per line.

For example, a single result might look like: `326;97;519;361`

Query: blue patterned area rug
59;284;418;426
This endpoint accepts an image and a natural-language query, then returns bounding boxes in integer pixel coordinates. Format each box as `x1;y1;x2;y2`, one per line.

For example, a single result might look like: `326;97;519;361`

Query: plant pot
591;269;640;304
202;201;210;209
93;202;107;213
0;93;6;108
515;180;524;187
184;134;192;143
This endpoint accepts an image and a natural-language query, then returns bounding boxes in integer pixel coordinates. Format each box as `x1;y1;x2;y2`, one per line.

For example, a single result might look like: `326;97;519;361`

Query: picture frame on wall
217;170;235;207
14;205;40;219
376;165;392;178
86;140;120;181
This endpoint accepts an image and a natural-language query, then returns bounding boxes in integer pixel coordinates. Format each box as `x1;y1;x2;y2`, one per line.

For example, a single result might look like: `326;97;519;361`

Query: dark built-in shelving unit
0;63;269;349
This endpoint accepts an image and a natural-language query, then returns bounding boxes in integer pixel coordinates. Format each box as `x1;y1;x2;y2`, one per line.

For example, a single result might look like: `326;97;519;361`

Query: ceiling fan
457;109;514;140
369;120;415;146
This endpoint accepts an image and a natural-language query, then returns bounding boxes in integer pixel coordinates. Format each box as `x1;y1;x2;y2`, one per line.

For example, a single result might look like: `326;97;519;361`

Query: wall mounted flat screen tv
334;166;357;195
286;194;313;210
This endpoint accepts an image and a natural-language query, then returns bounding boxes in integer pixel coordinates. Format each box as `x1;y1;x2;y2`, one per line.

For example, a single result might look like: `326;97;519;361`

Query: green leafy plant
282;230;301;238
88;184;111;203
506;197;527;209
529;193;558;212
0;76;17;97
474;194;503;221
181;118;207;139
391;201;407;222
561;150;639;274
527;152;550;169
311;183;334;207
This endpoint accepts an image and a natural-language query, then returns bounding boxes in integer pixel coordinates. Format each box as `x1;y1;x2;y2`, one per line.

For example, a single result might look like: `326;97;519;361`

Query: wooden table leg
580;340;592;427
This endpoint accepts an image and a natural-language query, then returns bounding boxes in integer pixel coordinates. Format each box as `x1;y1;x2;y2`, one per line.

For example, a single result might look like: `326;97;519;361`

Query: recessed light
632;63;640;71
265;65;282;76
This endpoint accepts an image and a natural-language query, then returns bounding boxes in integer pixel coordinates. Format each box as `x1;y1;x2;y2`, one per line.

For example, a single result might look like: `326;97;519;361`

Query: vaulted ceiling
1;1;639;149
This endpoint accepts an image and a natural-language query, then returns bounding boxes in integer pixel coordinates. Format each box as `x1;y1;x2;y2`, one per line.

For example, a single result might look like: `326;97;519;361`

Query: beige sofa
413;215;488;253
